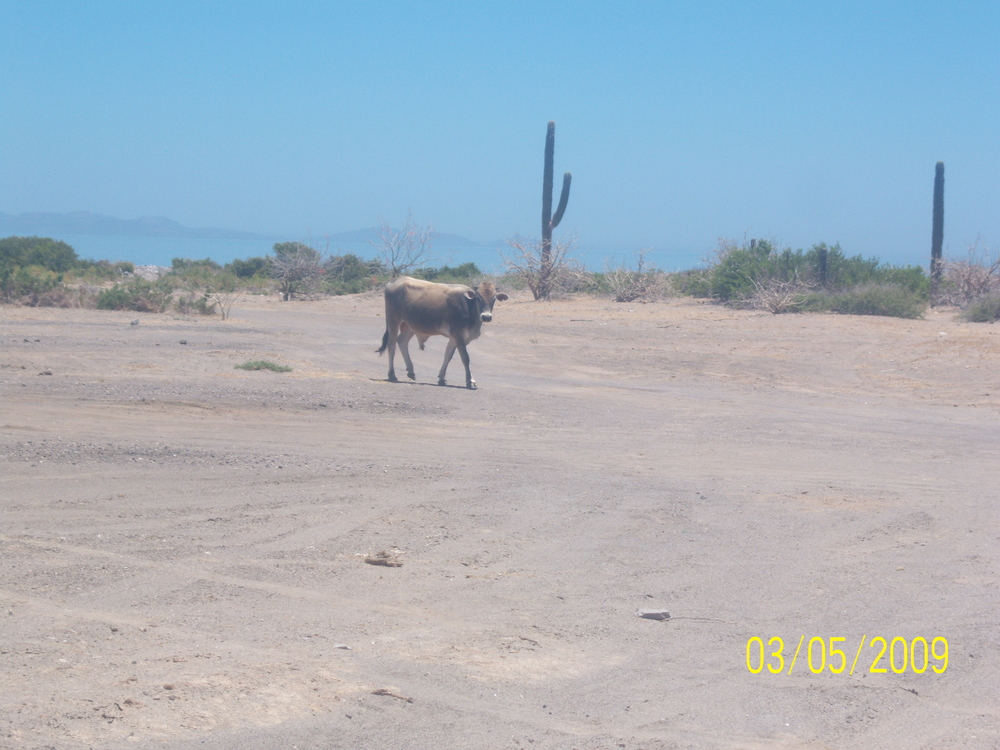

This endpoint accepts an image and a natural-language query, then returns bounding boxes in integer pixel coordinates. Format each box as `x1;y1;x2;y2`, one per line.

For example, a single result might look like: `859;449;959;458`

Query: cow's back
385;276;469;334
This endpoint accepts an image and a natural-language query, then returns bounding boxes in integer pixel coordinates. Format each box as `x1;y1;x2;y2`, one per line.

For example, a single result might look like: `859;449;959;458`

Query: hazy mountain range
0;211;497;248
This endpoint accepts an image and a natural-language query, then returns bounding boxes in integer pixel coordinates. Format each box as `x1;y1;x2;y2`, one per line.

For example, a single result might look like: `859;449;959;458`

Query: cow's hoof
437;378;447;386
466;381;477;390
407;371;416;381
388;374;398;383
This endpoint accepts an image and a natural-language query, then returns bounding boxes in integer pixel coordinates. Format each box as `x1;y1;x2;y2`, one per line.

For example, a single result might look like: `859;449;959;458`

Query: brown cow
376;276;508;389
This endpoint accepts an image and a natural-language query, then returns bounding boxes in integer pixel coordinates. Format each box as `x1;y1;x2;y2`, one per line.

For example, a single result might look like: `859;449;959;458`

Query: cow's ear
463;290;476;300
495;292;509;302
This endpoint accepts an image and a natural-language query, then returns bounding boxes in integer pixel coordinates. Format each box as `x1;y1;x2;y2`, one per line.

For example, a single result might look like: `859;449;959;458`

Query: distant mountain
0;211;273;241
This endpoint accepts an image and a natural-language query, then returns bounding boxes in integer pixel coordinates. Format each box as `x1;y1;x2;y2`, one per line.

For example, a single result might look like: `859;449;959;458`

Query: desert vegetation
5;230;1000;323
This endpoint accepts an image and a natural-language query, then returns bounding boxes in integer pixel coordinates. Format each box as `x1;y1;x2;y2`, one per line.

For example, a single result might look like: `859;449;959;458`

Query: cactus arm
550;172;571;230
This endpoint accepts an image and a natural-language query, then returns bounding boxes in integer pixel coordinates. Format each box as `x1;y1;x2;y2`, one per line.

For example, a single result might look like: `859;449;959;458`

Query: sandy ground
1;290;998;749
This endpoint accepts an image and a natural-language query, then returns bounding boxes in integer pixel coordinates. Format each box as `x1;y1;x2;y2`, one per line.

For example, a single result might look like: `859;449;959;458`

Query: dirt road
2;293;998;749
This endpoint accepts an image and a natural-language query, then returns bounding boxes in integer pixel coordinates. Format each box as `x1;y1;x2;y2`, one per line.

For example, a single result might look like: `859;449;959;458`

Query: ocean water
53;233;712;273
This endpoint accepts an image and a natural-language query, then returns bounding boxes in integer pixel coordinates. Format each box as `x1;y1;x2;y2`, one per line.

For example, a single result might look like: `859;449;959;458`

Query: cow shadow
370;378;470;390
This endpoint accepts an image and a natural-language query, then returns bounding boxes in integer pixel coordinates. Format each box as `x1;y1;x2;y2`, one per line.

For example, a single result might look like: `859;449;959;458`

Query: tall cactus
930;161;944;300
539;120;571;299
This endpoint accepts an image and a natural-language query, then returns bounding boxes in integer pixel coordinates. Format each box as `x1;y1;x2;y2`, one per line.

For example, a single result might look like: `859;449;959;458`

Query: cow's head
464;281;509;323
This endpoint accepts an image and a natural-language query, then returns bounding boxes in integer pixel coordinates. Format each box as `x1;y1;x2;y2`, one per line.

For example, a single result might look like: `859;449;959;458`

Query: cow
376;276;508;389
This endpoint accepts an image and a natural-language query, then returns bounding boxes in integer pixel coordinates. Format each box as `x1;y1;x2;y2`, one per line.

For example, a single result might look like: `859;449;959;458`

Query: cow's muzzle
480;312;492;323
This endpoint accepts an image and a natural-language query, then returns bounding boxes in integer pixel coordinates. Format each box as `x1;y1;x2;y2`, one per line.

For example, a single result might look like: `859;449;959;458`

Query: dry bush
747;277;813;313
501;235;586;300
939;240;1000;307
605;250;671;302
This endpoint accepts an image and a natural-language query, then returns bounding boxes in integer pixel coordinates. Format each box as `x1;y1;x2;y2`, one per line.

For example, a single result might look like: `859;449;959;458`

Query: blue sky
2;2;998;268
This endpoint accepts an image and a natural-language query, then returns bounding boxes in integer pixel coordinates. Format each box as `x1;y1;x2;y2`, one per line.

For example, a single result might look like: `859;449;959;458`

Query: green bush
710;240;778;300
175;293;217;315
668;268;713;297
68;259;137;282
97;278;173;312
412;262;482;285
960;293;1000;322
0;265;67;305
225;256;271;278
324;253;385;295
235;360;291;372
707;240;929;303
0;236;79;273
802;284;928;319
171;257;221;273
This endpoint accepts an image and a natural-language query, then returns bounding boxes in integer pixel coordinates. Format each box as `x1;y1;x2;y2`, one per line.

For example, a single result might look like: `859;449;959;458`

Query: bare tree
501;234;584;300
372;211;437;277
271;242;325;300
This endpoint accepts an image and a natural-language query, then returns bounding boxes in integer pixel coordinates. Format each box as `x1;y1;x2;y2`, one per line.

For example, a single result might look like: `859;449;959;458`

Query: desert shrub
501;235;586;299
235;360;291;372
225;256;271;279
709;239;780;301
601;251;670;302
69;259;136;282
960;293;1000;322
412;262;482;286
175;293;217;315
324;253;386;294
171;257;221;273
708;239;928;304
0;266;67;305
938;244;1000;307
802;284;927;319
97;278;173;312
668;268;713;297
747;277;812;313
0;236;79;273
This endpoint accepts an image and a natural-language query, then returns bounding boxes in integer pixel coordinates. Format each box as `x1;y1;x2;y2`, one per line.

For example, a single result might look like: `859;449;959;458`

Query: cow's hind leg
437;340;457;386
397;325;416;381
383;314;401;383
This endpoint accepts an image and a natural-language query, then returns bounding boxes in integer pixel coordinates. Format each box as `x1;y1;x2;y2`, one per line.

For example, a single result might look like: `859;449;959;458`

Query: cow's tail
376;329;388;356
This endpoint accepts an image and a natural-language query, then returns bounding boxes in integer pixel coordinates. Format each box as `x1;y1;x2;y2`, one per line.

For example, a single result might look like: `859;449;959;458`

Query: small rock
130;319;139;326
636;609;671;621
179;340;187;345
38;370;53;376
333;643;352;650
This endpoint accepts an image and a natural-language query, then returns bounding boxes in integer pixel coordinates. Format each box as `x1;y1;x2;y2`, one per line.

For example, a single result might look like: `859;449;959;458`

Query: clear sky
2;1;998;268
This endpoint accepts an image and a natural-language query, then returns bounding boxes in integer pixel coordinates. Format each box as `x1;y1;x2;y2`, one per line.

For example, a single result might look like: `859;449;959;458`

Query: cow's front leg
456;340;475;389
437;340;457;386
397;328;416;380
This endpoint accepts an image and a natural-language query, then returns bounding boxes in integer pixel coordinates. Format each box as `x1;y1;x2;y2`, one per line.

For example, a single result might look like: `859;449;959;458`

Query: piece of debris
179;340;187;345
372;688;413;703
636;609;671;621
130;319;139;326
333;643;352;650
365;550;403;567
38;370;52;376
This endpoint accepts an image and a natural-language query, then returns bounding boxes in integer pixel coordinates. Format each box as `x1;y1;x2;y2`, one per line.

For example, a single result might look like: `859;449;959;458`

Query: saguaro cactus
539;120;571;299
931;161;945;300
